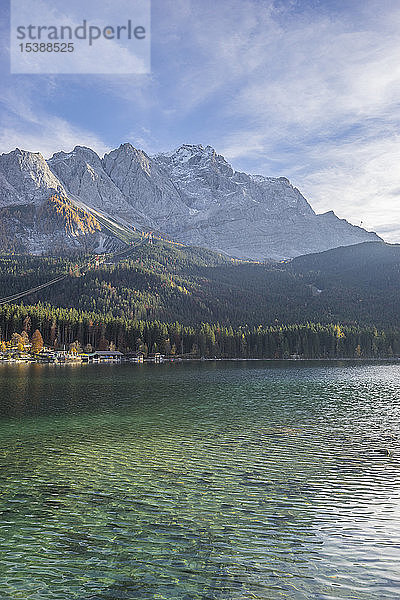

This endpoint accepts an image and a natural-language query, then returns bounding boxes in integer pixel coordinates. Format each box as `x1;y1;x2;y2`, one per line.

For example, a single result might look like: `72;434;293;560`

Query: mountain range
0;143;380;259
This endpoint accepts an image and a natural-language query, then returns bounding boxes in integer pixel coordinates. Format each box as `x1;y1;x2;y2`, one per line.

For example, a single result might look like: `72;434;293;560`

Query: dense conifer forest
0;240;399;358
0;302;398;359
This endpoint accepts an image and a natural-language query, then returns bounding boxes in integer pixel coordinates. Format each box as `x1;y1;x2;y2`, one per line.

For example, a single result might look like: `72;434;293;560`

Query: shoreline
0;356;398;366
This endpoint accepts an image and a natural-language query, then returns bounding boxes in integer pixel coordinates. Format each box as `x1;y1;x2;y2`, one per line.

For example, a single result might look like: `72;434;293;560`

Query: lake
0;361;399;599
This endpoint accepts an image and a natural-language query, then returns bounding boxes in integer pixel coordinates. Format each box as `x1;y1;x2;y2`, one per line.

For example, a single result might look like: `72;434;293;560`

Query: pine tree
99;337;109;350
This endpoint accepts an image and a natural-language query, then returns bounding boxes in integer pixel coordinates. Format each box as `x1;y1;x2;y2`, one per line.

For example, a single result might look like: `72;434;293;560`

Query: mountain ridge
0;143;380;258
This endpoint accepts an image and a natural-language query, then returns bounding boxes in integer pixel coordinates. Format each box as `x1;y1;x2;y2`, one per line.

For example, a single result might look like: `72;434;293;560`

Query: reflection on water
0;361;400;599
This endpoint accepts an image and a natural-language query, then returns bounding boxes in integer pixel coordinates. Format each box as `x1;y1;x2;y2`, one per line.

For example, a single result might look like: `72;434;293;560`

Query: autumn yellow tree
31;329;44;354
11;332;22;347
69;341;82;354
334;324;345;339
20;330;30;346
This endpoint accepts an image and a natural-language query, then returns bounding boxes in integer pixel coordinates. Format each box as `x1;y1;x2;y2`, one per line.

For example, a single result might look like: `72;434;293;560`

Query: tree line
0;303;399;359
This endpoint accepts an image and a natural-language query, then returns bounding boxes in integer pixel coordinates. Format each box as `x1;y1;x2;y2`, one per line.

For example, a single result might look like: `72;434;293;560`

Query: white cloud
151;0;279;113
0;119;109;158
0;94;109;158
1;0;399;243
11;0;150;74
194;0;400;242
294;135;400;243
0;71;109;158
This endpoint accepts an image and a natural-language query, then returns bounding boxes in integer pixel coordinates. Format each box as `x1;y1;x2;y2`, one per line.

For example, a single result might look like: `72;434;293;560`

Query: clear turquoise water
0;361;399;599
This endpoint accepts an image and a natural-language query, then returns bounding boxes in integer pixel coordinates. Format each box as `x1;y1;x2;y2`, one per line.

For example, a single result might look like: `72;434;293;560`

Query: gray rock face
48;145;146;227
102;144;190;228
0;149;66;207
151;145;379;259
0;143;381;259
0;148;119;253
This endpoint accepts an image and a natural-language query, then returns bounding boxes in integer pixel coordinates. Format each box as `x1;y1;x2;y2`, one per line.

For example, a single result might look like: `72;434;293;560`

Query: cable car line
0;236;148;306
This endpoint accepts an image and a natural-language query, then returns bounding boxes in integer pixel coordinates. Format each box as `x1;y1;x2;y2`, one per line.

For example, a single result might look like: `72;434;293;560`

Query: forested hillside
290;241;400;289
0;240;399;327
0;240;399;357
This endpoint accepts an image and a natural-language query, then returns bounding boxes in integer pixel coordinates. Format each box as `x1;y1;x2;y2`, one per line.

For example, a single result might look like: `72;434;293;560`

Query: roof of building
84;351;124;356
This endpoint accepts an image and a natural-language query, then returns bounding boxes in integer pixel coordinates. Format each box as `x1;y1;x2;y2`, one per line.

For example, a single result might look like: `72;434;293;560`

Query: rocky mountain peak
0;148;65;205
101;144;188;221
157;144;231;173
0;142;382;259
2;147;45;168
155;145;235;210
168;144;214;160
49;146;102;171
103;144;152;178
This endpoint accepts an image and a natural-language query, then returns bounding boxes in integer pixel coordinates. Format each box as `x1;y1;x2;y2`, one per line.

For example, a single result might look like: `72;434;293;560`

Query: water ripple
0;361;399;599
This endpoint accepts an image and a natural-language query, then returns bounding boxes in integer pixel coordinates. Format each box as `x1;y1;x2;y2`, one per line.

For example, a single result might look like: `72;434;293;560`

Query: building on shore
124;351;144;363
147;352;164;363
80;350;124;363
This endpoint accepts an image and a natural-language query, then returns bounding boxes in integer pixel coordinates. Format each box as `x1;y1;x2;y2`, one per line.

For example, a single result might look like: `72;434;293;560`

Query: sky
1;0;400;241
